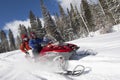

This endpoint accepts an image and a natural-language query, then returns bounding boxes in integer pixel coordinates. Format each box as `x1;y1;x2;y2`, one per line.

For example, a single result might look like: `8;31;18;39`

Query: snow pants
32;46;42;58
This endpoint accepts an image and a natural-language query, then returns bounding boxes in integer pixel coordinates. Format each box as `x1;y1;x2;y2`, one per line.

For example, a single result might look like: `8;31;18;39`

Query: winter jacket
29;38;43;49
20;41;31;53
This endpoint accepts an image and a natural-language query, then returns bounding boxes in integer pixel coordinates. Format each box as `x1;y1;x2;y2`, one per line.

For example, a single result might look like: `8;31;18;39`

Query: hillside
0;31;120;80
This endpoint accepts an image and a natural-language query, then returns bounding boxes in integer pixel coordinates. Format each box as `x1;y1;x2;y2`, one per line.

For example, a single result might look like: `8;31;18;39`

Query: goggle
23;38;28;41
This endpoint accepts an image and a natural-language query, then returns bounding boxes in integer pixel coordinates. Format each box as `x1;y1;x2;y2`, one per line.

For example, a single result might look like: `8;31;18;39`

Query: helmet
21;34;28;41
21;34;27;39
30;32;36;38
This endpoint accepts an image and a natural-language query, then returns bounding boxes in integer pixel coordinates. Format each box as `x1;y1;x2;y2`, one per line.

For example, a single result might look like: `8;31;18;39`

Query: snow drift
0;30;120;80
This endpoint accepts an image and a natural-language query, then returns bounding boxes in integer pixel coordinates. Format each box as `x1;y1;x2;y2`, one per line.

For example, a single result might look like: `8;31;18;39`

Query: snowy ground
0;31;120;80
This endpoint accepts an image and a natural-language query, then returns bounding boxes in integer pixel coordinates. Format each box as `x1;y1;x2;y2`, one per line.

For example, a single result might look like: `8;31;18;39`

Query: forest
0;0;119;53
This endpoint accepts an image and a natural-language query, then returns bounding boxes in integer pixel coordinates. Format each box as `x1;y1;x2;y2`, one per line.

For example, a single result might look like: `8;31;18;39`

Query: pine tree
90;4;107;30
0;43;3;53
18;24;28;36
69;3;79;36
81;0;95;32
75;5;88;37
8;29;16;51
58;4;70;41
29;10;38;32
27;26;31;37
106;0;120;23
69;3;88;38
0;30;9;52
36;17;46;38
16;35;21;49
29;10;45;38
54;13;62;35
58;4;75;41
58;4;65;34
98;0;116;25
40;0;64;42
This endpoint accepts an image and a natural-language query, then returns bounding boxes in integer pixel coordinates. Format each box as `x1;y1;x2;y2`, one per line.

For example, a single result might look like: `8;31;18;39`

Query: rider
29;32;43;58
20;34;31;57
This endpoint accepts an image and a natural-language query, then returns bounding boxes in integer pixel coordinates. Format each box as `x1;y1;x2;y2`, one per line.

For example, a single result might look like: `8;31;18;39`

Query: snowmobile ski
56;65;85;76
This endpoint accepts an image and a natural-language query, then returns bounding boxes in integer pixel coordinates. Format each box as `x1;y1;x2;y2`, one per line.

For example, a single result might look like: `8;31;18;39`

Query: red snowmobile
38;43;85;76
39;42;80;60
26;42;84;76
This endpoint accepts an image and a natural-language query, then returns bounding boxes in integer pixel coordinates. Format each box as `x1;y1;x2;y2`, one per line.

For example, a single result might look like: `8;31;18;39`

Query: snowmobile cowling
40;43;79;57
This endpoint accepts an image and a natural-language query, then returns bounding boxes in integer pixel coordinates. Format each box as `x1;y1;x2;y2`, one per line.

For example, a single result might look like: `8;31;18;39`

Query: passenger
20;34;31;57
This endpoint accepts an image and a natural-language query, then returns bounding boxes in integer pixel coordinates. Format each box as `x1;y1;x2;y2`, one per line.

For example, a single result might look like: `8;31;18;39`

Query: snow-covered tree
36;17;46;38
98;0;116;25
90;4;106;30
58;4;74;41
0;30;9;52
8;29;16;51
69;3;80;37
81;0;95;32
16;35;21;49
29;10;38;31
40;0;64;42
18;24;28;36
106;0;120;23
29;10;46;38
74;6;89;37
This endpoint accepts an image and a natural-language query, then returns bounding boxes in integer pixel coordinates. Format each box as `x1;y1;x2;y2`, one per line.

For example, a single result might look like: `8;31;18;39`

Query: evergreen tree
16;35;21;49
29;10;45;38
58;4;69;41
40;0;64;42
81;0;95;32
36;17;46;38
18;24;28;36
58;4;66;37
54;12;64;38
27;26;32;37
106;0;120;23
29;10;38;33
69;3;79;36
75;5;88;37
0;30;9;52
59;4;74;41
8;29;16;51
98;0;116;25
90;4;107;30
69;3;88;38
0;43;3;53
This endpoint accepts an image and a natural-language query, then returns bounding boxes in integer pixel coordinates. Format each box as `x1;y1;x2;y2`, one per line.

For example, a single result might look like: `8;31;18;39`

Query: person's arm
43;37;51;43
20;43;29;55
29;39;38;49
37;38;46;46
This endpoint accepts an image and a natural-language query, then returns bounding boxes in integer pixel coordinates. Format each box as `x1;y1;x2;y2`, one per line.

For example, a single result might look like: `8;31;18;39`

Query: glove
25;52;30;58
25;52;29;55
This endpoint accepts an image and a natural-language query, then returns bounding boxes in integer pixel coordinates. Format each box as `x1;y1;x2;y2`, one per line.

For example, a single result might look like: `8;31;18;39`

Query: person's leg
38;46;43;53
32;49;40;61
32;46;43;62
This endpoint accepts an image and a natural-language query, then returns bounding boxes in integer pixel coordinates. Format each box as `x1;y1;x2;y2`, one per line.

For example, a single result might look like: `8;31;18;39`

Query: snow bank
112;24;120;32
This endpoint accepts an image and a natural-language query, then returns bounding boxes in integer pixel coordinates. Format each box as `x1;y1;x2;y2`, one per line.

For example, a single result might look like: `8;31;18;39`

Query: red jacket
20;41;31;53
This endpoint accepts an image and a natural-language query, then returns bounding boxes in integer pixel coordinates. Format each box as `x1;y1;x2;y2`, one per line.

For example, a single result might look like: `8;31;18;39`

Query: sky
0;0;59;28
0;0;62;38
0;25;120;80
0;0;98;38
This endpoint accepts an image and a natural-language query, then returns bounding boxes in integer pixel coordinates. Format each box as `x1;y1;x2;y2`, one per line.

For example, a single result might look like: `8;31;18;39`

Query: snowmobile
40;42;80;59
37;42;85;76
26;42;85;76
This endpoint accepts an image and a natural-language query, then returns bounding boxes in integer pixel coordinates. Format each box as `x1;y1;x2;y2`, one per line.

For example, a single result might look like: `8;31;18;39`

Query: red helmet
21;34;28;41
30;32;36;38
